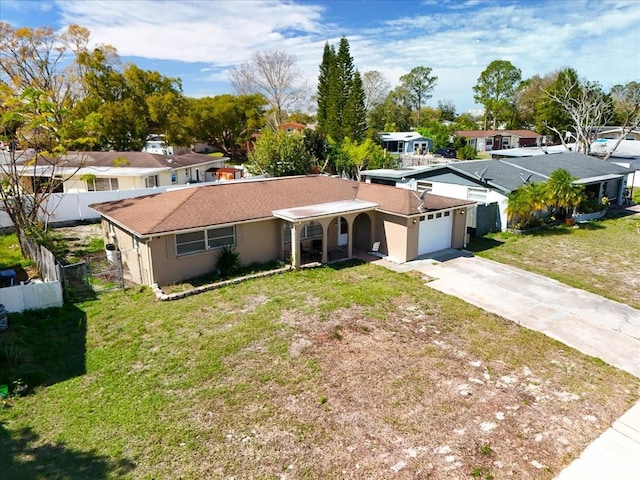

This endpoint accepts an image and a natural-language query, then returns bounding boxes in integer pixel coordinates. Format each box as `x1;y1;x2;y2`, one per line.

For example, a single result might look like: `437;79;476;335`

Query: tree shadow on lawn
466;236;505;254
0;424;135;480
0;303;88;396
527;222;605;236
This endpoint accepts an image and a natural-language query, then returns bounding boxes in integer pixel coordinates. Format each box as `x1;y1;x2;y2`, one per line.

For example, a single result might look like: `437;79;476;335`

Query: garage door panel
419;212;453;254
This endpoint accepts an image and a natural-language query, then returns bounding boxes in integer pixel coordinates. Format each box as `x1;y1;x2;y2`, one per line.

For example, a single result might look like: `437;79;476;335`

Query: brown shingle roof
455;129;541;138
25;151;222;169
91;176;473;236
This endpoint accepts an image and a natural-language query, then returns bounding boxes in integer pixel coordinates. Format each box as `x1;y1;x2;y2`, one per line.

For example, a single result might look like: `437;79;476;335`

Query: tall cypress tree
316;42;334;133
343;70;367;141
334;37;354;141
316;37;367;142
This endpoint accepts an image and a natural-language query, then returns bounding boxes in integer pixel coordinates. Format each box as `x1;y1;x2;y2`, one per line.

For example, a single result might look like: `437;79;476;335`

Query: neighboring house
90;175;474;286
279;122;307;134
15;151;228;193
361;152;630;235
594;127;640;142
489;144;574;159
456;130;541;151
379;132;433;155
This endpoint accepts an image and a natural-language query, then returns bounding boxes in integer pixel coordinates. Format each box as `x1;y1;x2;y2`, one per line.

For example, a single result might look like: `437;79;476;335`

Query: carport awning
574;173;624;184
273;199;377;222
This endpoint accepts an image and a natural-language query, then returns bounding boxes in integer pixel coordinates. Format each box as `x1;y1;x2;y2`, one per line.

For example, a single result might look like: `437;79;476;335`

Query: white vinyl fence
0;183;207;229
0;281;63;313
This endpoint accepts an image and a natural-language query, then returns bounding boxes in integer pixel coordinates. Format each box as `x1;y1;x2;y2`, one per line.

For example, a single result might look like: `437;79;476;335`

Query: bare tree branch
229;50;309;127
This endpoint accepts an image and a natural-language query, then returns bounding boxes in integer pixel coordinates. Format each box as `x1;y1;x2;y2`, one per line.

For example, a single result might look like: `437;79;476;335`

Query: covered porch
273;199;377;269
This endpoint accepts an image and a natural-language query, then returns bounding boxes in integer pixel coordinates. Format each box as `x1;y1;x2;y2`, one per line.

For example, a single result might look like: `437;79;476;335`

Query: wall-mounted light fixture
460;210;465;215
412;219;417;224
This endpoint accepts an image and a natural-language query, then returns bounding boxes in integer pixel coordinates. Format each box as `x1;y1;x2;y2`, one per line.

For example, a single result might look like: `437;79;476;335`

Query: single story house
90;175;474;286
594;127;640;142
13;151;228;193
279;122;307;134
456;130;541;151
379;132;433;155
361;152;630;235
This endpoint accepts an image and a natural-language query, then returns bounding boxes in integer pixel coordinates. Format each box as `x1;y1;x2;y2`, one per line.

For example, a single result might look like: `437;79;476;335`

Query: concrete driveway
375;251;640;480
402;254;640;377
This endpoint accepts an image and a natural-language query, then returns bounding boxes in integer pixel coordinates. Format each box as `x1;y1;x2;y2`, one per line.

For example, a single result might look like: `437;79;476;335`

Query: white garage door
418;210;453;255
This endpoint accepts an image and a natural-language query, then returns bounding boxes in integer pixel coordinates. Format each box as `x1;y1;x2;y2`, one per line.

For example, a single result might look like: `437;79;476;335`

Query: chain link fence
60;251;125;301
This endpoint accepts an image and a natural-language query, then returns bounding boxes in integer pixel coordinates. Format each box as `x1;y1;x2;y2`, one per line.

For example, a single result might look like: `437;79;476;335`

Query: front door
337;217;348;247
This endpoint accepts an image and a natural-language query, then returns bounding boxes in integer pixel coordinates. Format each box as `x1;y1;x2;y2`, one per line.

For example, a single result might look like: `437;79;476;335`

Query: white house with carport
361;152;630;235
12;150;228;193
379;132;433;155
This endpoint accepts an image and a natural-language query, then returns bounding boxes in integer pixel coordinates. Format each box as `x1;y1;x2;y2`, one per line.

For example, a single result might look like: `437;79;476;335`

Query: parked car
434;148;456;158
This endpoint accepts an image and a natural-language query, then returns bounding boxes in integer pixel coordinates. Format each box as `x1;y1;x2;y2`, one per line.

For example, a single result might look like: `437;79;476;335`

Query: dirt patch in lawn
187;297;639;480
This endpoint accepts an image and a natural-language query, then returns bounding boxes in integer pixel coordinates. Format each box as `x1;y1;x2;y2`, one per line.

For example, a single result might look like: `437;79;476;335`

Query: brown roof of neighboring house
455;129;541;138
23;151;224;169
279;122;307;131
91;175;473;236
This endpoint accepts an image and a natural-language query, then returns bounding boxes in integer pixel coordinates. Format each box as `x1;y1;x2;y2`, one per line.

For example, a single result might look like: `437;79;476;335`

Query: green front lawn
0;234;31;270
1;256;638;479
468;213;640;309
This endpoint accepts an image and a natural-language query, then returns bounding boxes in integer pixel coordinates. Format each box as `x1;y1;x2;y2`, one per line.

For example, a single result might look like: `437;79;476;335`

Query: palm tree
506;188;531;227
523;181;549;223
546;168;584;218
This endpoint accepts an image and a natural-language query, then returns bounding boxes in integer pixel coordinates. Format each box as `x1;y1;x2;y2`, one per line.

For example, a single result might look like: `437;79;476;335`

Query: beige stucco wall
147;219;281;286
451;207;468;248
65;175;148;192
101;219;147;285
374;212;410;262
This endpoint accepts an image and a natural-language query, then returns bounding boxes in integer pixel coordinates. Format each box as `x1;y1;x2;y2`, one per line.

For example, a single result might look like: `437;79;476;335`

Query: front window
87;177;119;191
175;226;236;256
283;221;322;243
176;231;205;255
207;226;235;249
145;175;159;188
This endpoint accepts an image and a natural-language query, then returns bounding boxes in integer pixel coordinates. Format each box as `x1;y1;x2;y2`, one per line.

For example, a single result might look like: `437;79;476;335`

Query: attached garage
418;210;453;255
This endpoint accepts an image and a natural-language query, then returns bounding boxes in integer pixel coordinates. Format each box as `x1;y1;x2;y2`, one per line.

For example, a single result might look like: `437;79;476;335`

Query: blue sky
2;0;639;113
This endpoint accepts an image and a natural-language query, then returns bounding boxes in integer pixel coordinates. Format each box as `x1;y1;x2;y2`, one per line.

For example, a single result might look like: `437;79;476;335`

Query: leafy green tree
473;60;522;129
0;88;91;251
336;137;395;181
457;144;477;160
286;111;315;125
399;66;438;127
437;99;456;121
453;113;480;130
248;128;313;176
368;86;412;133
186;94;267;158
303;129;332;172
418;121;452;150
534;69;578;143
73;48;185;150
516;73;555;130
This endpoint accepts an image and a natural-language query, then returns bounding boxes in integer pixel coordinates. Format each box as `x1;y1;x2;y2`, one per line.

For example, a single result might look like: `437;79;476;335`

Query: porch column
617;179;625;206
321;227;328;264
347;218;354;258
291;223;301;269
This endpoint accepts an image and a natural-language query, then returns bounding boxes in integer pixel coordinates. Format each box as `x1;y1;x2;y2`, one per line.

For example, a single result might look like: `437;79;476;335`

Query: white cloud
35;0;639;111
